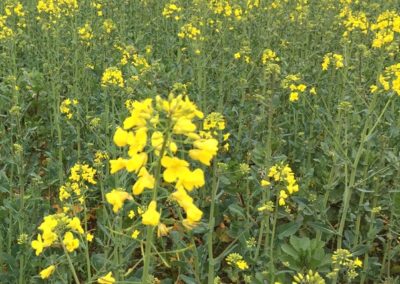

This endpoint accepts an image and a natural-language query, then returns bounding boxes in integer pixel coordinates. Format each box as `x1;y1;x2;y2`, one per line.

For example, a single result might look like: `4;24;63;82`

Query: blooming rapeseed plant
101;67;124;88
110;93;218;229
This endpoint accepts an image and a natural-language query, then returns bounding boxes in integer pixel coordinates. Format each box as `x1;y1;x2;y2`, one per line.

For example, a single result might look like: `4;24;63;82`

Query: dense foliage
1;0;400;283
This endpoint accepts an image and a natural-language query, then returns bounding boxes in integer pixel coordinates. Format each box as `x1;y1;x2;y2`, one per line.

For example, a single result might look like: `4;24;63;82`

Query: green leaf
278;222;302;239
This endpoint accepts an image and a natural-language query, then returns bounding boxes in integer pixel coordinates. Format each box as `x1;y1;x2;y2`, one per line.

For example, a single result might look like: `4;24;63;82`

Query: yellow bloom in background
261;179;270;186
31;234;44;256
289;92;299;102
86;233;94;242
321;54;330;71
67;217;84;234
189;138;218;166
132;167;155;195
142;201;160;226
354;257;363;267
98;272;116;284
106;189;132;213
310;87;317;95
128;210;135;219
131;229;140;239
63;231;79;252
236;260;249;270
39;265;56;279
101;67;124;88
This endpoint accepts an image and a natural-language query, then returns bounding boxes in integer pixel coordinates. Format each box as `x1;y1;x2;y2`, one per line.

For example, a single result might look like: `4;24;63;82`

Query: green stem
83;201;92;282
207;159;218;284
142;133;169;283
61;239;80;284
269;199;279;282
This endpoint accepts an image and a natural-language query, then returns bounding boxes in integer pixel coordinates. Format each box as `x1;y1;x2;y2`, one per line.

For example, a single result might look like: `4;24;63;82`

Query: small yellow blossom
39;265;56;279
98;272;116;284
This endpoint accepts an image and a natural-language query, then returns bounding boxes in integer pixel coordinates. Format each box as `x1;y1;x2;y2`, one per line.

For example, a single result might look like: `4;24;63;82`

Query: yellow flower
132;167;155;195
86;233;94;242
175;168;205;191
310;87;317;95
142;201;160;226
98;272;116;284
67;217;84;234
173;117;197;135
125;153;148;173
189;138;218;166
31;234;44;256
157;223;171;237
185;203;203;223
101;67;124;88
110;158;126;174
354;257;363;267
322;54;330;71
289;92;299;102
128;210;135;219
42;230;57;247
279;190;288;206
161;156;189;183
106;189;132;213
39;265;56;279
236;260;249;270
113;127;129;147
261;179;270;186
63;231;79;252
131;230;140;239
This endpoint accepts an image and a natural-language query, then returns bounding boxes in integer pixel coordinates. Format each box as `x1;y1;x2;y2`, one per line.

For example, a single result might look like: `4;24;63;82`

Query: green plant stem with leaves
142;132;169;283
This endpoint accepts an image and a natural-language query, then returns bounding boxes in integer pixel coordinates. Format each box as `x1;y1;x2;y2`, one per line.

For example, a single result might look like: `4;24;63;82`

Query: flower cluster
292;270;326;284
59;163;97;204
178;23;202;41
0;2;26;41
321;53;344;71
103;19;116;34
371;11;400;49
60;98;78;119
225;253;249;270
162;2;182;20
101;67;124;88
263;163;299;206
78;23;93;45
233;43;252;64
281;74;307;102
37;0;79;27
377;63;400;96
110;93;219;228
31;213;83;256
261;48;281;76
261;49;280;65
342;11;369;38
327;249;362;280
116;44;150;72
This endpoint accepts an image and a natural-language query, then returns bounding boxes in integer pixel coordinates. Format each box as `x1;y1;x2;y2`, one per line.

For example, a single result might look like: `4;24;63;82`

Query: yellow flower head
142;201;160;226
106;189;133;213
63;231;79;252
39;265;56;279
98;272;116;284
